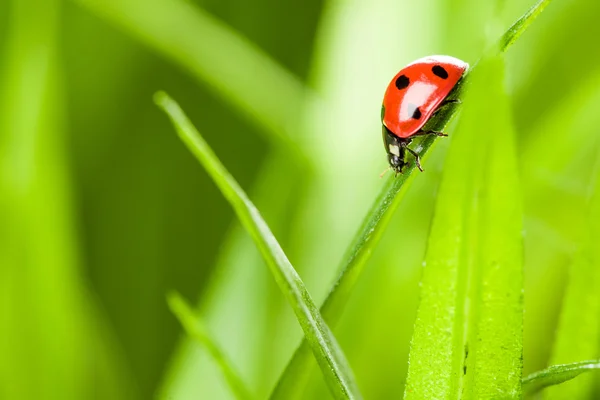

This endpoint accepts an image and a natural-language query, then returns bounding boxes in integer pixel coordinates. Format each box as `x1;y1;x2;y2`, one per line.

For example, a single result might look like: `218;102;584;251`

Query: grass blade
0;0;94;398
461;60;523;399
154;92;362;400
269;0;552;396
522;360;600;395
74;0;310;149
158;153;305;399
499;0;553;52
545;150;600;399
404;55;522;399
167;292;254;400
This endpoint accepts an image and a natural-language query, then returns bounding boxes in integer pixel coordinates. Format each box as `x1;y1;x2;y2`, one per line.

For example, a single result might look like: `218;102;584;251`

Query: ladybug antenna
379;167;391;179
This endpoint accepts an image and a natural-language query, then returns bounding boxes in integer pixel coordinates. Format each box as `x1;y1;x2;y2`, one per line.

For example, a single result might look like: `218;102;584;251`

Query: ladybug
381;55;468;174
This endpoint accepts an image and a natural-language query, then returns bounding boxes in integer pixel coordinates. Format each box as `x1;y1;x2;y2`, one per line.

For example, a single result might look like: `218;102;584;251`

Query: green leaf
545;148;600;399
522;360;600;395
403;55;523;399
269;0;552;397
154;92;362;400
167;292;254;400
74;0;311;150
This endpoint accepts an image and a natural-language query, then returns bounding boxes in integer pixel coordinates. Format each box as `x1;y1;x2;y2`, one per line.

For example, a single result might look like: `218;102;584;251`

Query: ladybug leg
442;98;461;105
422;130;448;137
436;98;461;110
403;144;423;172
430;98;462;118
412;130;448;137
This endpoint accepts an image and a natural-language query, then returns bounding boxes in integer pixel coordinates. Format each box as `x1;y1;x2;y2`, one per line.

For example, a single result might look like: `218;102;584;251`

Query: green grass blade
404;56;522;399
74;0;310;149
522;360;600;395
167;292;254;400
499;0;553;52
154;91;362;400
545;150;600;399
518;70;600;380
0;0;94;398
158;153;304;399
462;59;523;399
402;110;478;399
269;1;552;396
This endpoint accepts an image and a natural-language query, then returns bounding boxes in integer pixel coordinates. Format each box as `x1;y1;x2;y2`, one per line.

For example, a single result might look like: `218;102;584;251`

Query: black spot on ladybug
412;107;422;120
395;75;409;90
432;65;449;79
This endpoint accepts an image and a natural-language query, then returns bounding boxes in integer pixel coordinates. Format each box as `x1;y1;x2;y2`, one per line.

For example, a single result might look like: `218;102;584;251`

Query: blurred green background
1;0;599;399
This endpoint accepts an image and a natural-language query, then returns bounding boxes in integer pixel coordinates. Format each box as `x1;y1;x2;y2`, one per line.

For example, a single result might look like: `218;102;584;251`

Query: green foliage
404;55;523;399
73;0;311;151
523;360;600;395
499;0;553;51
545;156;600;399
269;107;445;400
168;292;254;400
155;92;361;400
272;1;549;397
4;0;600;399
0;1;120;398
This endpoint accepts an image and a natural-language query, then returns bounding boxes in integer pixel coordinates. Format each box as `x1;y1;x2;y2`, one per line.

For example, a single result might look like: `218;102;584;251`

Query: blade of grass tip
269;1;553;396
545;149;600;400
167;291;254;400
154;91;362;400
404;55;522;399
522;360;600;396
499;0;552;52
73;0;311;152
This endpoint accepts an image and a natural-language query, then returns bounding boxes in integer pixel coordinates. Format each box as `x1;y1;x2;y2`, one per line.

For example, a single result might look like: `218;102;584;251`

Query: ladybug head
382;125;408;174
388;153;406;174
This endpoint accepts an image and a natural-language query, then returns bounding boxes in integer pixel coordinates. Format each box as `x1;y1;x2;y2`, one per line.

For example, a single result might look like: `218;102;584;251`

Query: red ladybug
381;55;468;173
